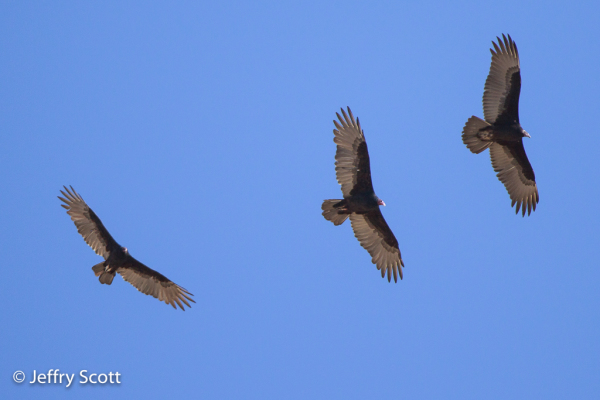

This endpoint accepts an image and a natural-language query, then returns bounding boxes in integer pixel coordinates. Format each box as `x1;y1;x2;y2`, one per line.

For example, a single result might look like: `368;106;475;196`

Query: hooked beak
378;199;386;207
523;130;531;138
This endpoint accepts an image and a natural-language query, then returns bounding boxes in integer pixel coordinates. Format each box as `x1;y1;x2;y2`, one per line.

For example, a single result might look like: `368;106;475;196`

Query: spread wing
483;34;521;125
349;210;404;282
117;258;195;310
58;186;118;259
489;142;539;216
333;107;374;197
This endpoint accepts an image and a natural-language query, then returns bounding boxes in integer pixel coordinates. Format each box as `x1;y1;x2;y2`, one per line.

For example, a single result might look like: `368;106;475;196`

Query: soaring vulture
322;107;404;282
462;34;539;216
59;186;194;310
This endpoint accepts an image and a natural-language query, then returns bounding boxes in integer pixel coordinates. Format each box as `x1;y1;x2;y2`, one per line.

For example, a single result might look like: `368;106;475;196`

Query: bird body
462;34;538;216
322;107;403;282
91;247;134;285
59;186;194;310
331;192;382;215
477;120;527;142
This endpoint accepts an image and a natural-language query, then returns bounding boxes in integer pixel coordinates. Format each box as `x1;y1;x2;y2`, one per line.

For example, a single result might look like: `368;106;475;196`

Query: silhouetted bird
59;186;194;310
462;34;539;216
322;107;404;282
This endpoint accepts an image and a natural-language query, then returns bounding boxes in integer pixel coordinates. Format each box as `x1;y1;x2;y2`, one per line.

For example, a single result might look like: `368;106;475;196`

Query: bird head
122;247;129;255
377;199;386;207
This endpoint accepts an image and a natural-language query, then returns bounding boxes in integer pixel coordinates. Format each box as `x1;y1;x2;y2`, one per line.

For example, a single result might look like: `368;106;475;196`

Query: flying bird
322;107;404;282
462;34;539;216
59;186;195;310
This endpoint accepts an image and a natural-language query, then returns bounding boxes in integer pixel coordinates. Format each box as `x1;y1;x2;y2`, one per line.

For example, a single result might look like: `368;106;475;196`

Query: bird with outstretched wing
59;186;194;310
462;34;539;216
322;107;404;282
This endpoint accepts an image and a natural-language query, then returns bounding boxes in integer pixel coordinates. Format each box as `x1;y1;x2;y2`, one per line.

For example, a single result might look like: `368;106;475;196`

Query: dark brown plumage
462;34;539;216
59;186;194;310
322;107;404;282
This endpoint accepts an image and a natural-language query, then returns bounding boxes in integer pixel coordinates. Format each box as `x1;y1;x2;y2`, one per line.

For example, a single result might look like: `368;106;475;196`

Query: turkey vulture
462;34;539;216
322;107;404;282
58;186;195;310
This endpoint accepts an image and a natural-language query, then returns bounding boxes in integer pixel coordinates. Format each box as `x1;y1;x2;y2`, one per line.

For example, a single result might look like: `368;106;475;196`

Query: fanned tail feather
462;116;492;154
321;199;349;226
92;262;115;285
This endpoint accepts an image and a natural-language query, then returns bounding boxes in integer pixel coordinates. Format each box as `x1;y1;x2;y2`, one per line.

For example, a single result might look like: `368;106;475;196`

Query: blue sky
2;1;599;398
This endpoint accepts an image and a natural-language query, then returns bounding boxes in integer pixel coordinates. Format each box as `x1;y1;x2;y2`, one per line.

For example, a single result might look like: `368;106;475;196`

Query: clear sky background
2;1;599;399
